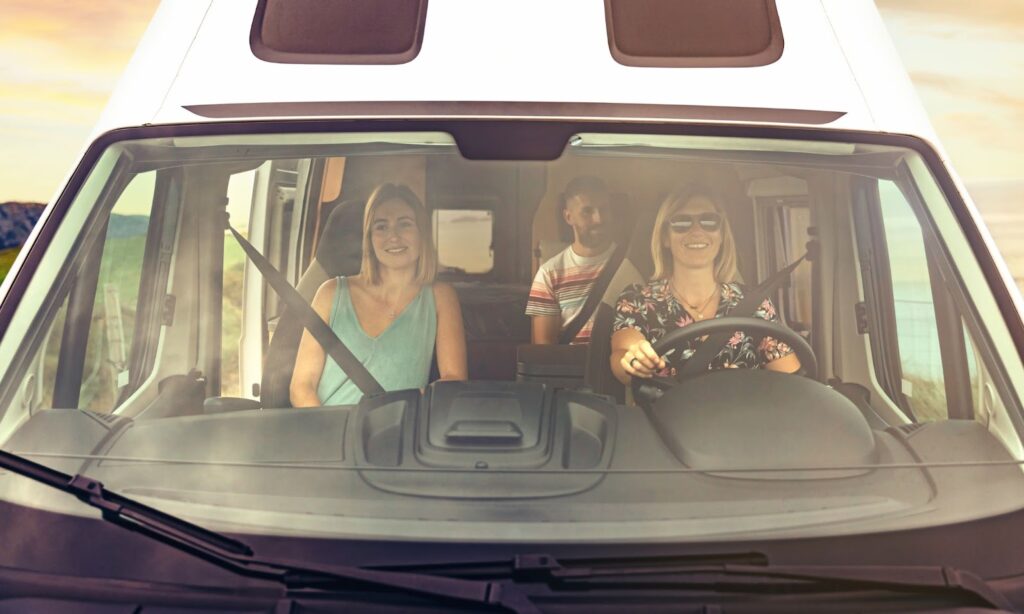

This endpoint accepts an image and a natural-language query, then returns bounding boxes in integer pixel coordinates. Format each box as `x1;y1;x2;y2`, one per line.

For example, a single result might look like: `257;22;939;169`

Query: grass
903;374;949;422
0;248;20;284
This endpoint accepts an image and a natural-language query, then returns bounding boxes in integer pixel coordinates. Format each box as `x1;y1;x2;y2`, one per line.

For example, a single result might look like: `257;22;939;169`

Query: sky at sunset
0;0;1022;206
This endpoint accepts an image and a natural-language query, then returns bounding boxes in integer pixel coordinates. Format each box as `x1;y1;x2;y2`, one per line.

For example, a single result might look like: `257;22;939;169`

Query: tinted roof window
605;0;783;67
251;0;427;64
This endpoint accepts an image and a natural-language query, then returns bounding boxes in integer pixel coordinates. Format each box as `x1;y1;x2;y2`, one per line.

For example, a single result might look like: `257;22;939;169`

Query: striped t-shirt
525;244;615;344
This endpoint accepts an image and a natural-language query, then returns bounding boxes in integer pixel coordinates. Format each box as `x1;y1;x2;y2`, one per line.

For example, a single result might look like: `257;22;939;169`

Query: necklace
374;286;409;320
671;281;719;321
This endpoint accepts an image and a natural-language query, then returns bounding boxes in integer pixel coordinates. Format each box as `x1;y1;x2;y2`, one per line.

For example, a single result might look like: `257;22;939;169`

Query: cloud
1;0;159;61
909;71;1024;116
0;1;160;200
0;1;160;119
876;0;1024;32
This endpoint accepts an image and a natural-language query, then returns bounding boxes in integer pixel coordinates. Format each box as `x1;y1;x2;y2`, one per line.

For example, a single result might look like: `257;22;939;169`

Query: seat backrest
261;200;364;408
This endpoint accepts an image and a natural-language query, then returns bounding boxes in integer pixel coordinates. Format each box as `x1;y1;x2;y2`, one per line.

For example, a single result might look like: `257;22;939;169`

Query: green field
0;248;20;283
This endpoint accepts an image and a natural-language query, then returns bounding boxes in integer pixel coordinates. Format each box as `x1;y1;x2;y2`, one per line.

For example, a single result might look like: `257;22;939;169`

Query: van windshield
1;128;1023;542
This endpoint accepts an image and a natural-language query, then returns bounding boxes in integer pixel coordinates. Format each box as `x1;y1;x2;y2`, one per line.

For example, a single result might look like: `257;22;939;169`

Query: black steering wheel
631;316;817;406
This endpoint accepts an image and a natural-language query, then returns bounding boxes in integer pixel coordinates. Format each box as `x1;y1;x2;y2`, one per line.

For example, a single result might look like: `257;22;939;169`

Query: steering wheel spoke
648;376;677;391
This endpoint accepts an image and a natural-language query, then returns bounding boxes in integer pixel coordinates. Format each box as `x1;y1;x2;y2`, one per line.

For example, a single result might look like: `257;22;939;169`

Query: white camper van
2;0;1024;610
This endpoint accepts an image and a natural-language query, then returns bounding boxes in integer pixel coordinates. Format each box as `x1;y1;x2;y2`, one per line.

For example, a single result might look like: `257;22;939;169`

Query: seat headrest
625;203;659;281
316;199;365;277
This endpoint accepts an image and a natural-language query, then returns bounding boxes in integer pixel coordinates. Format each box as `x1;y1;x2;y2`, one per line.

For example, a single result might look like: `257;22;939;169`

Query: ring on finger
629;356;640;368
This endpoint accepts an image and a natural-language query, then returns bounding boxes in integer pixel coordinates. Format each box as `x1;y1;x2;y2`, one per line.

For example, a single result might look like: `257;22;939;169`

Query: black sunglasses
668;212;722;233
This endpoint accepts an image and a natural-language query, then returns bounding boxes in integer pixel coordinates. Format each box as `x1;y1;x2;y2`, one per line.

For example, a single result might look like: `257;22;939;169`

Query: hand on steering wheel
620;339;669;380
630;316;817;408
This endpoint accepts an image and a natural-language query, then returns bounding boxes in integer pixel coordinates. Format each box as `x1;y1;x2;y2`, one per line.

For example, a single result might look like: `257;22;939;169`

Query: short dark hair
559;175;608;212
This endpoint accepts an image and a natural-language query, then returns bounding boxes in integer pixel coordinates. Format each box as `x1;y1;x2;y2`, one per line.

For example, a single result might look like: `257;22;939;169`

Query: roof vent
251;0;428;65
605;0;783;68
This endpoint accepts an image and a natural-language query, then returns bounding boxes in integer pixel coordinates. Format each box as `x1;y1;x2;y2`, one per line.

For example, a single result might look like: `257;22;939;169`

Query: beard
577;227;609;247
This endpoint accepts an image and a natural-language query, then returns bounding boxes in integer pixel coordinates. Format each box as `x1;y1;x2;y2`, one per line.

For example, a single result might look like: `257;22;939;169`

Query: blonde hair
650;184;739;283
359;183;437;285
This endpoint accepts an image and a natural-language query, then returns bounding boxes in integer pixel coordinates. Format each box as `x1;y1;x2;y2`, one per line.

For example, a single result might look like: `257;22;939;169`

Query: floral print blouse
613;279;794;373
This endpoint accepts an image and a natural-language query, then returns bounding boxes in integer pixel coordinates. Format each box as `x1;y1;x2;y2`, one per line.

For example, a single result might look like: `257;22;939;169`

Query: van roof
96;0;937;142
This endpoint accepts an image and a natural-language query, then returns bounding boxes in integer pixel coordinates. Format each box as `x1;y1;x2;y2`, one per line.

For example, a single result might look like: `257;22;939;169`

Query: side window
877;180;948;421
221;170;256;398
70;173;156;412
762;202;812;335
221;161;298;398
750;178;812;337
433;209;494;274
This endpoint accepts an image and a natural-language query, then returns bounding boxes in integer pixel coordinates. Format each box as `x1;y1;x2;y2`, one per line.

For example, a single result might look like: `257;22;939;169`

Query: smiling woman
610;183;801;385
290;182;468;408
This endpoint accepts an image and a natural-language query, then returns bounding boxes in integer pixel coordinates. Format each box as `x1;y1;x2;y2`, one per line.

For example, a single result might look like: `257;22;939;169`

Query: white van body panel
94;1;212;134
164;0;865;122
91;0;928;138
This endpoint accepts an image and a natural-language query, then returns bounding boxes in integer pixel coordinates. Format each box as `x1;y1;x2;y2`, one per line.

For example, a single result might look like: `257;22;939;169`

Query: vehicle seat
260;200;364;408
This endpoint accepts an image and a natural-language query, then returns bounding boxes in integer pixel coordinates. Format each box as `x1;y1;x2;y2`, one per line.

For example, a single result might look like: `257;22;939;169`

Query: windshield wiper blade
0;449;539;613
507;554;1016;612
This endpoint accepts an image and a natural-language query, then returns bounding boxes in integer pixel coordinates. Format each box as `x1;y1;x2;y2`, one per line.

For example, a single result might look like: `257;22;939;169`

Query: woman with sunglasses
610;184;801;385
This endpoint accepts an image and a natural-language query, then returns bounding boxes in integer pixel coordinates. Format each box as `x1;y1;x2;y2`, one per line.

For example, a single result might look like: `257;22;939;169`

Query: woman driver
610;184;801;384
290;183;467;407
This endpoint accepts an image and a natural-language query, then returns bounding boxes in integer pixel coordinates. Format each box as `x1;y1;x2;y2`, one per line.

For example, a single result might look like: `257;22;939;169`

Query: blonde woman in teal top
290;183;468;407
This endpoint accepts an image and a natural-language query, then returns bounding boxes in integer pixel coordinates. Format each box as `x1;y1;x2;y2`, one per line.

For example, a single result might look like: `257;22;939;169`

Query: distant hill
107;213;149;239
0;202;149;249
0;202;45;250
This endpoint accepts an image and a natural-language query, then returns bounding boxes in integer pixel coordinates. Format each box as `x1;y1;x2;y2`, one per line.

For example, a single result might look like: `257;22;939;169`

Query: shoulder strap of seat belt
225;220;385;398
679;253;808;377
558;241;630;344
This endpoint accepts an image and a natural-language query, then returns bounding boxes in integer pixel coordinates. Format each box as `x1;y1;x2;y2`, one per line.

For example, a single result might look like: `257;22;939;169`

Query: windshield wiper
0;449;539;613
518;554;1016;611
390;553;1016;612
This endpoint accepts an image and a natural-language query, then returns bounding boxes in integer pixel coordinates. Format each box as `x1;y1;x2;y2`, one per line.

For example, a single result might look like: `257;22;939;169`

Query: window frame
2;120;1023;423
124;169;182;402
851;176;911;415
893;161;1015;423
855;167;1020;424
46;166;168;411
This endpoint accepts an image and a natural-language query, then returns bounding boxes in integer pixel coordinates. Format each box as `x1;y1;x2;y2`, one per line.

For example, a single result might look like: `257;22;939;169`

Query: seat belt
678;252;808;377
558;241;630;344
225;219;385;398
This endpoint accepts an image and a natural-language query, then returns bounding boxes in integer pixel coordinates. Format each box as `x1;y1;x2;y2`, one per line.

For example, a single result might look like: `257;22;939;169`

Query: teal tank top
316;277;437;406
